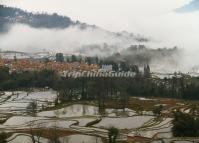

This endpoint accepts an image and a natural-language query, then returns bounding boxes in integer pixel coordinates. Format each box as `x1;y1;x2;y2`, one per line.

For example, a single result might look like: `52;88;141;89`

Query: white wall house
101;65;113;72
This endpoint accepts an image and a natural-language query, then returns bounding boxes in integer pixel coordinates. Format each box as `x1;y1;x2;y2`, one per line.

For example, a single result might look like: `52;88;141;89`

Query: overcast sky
1;0;199;49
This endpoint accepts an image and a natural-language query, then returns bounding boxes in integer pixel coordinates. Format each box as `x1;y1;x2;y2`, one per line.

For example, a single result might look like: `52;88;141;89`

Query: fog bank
0;24;199;73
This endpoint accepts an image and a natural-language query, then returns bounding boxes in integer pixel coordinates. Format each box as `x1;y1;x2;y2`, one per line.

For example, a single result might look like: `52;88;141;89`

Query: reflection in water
95;116;153;129
37;104;99;117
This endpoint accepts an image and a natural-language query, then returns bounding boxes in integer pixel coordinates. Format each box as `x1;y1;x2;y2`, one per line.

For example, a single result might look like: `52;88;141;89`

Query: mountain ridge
0;5;148;42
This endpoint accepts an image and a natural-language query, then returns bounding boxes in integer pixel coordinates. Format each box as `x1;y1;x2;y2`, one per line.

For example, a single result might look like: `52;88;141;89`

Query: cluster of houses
0;58;100;74
0;57;139;78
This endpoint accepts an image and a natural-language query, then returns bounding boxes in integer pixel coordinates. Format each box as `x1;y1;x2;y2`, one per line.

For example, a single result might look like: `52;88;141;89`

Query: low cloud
0;24;140;55
0;24;199;73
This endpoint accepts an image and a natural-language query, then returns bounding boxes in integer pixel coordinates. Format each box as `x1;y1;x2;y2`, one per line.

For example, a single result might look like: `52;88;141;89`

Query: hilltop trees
0;5;73;30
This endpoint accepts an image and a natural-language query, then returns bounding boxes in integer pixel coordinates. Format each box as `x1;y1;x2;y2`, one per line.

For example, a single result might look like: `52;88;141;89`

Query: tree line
1;67;199;101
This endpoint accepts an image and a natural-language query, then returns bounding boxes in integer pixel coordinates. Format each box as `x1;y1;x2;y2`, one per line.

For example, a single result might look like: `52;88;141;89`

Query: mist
0;23;199;73
0;24;140;56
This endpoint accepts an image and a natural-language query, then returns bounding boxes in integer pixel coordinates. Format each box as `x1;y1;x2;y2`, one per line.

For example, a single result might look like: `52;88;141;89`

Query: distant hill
0;5;75;31
0;5;148;42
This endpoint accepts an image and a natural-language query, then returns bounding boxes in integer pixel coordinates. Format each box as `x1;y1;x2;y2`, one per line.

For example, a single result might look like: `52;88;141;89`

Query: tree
137;106;144;115
81;77;87;100
30;127;43;143
108;127;119;143
172;111;199;137
117;79;129;111
131;65;139;74
96;78;106;113
95;56;99;64
27;100;37;116
48;126;61;143
14;55;17;62
111;62;118;71
29;123;43;143
189;104;199;116
144;64;150;78
71;55;77;62
153;105;163;116
0;132;7;143
43;57;50;64
56;78;78;102
55;53;64;62
0;67;10;83
85;57;92;65
120;62;129;71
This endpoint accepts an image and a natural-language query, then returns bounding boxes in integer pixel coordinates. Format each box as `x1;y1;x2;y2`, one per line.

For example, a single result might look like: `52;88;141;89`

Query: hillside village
0;49;193;80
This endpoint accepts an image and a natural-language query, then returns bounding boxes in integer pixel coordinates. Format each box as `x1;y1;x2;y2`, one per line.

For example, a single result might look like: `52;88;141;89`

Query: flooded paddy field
0;90;198;143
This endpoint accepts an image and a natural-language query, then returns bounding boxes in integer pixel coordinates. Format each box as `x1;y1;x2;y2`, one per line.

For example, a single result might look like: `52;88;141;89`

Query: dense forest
0;5;74;31
1;67;199;101
0;67;56;90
